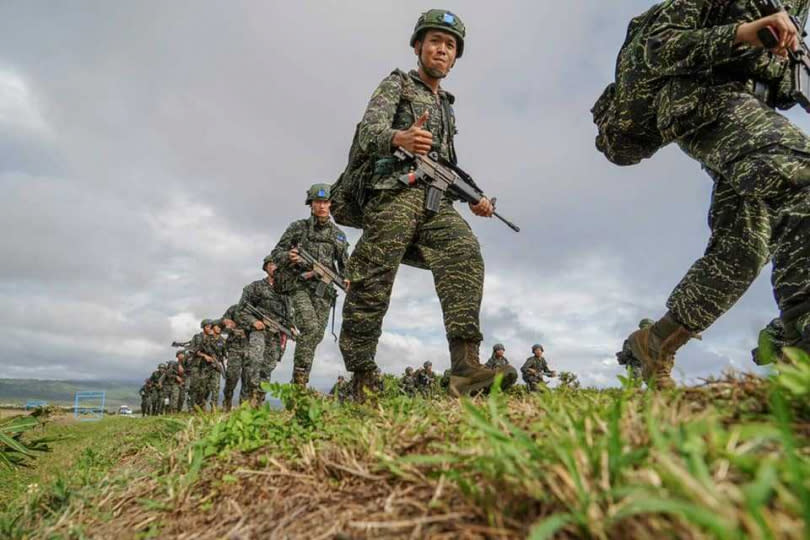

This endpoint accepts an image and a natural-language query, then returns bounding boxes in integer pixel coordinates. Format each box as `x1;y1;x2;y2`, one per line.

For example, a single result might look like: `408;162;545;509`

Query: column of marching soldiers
143;1;810;414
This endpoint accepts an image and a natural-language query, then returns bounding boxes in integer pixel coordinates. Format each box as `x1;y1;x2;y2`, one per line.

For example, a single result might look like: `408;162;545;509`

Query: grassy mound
3;356;810;539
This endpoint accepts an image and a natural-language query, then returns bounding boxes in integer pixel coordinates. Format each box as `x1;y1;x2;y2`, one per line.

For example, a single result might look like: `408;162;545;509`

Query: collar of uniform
407;69;455;104
308;215;330;230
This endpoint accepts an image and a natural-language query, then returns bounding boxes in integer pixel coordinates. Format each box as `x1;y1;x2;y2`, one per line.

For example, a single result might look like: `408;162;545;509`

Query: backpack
591;2;669;166
331;70;417;229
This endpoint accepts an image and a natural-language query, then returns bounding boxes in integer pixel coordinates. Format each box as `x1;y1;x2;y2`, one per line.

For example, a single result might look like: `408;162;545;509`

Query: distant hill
0;378;141;409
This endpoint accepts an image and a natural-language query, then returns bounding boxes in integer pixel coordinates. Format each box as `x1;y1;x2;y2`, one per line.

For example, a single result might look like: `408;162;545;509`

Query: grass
0;412;184;538
1;353;809;538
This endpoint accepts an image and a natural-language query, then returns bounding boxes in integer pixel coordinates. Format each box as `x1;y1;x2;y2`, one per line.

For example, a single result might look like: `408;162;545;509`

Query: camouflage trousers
245;330;283;404
290;288;332;380
204;368;221;409
189;366;209;410
670;91;810;337
149;390;162;415
223;345;249;408
164;384;181;413
340;188;484;372
140;395;148;416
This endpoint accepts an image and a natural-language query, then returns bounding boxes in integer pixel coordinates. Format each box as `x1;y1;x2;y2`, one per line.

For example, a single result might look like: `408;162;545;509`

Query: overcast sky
1;1;806;390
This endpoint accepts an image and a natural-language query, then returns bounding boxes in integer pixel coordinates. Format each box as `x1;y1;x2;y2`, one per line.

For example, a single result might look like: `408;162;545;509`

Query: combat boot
627;312;694;390
448;339;518;397
350;369;380;403
291;369;309;387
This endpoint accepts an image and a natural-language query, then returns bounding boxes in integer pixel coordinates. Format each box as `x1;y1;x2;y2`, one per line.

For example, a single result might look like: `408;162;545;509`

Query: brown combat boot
448;339;518;397
350;369;380;403
291;369;309;387
627;312;694;390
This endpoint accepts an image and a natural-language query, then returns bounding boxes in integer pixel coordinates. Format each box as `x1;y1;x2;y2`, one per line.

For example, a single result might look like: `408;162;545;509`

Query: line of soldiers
142;183;349;412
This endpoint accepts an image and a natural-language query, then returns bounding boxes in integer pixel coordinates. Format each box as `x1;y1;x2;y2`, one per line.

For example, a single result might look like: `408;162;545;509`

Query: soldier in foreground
221;304;249;411
521;345;556;392
620;0;810;388
270;184;349;386
485;343;511;369
338;9;518;398
616;319;653;379
237;260;296;405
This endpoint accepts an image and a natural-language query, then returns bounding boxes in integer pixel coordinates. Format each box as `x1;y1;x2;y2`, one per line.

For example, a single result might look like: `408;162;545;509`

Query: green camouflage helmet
532;344;544;352
639;318;654;329
262;254;277;272
410;9;466;57
175;350;185;358
158;363;166;369
305;183;331;205
493;343;505;351
200;319;213;329
423;361;432;368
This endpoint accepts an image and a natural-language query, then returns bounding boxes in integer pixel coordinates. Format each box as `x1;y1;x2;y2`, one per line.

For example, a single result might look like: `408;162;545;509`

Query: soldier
236;260;296;405
484;343;511;369
752;317;787;365
269;184;350;386
521;345;556;392
163;353;185;413
221;304;250;411
205;321;226;410
188;319;224;410
329;375;350;402
339;9;518;398
139;380;149;416
401;367;417;396
415;361;437;396
616;319;653;378
621;0;810;389
149;364;166;415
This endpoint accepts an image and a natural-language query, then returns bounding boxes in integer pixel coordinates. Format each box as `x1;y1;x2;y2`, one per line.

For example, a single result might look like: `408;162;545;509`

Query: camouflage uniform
236;276;295;403
485;344;511;369
162;360;185;413
139;382;149;416
148;368;165;414
329;377;350;402
639;0;810;346
188;330;224;410
270;216;349;384
521;356;554;392
340;69;485;372
221;304;250;410
414;363;437;396
400;368;417;396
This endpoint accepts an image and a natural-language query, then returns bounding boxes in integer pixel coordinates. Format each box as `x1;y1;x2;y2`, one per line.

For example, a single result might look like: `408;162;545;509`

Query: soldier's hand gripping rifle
245;303;300;340
393;147;521;233
756;0;810;111
171;340;191;348
294;245;348;297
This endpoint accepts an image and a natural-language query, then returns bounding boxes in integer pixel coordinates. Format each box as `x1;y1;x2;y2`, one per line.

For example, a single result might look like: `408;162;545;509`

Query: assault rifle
244;303;300;340
393;147;521;232
756;0;810;111
294;245;348;297
171;340;191;348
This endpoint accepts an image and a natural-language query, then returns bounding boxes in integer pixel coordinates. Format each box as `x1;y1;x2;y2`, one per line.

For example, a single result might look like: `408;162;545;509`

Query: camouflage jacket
360;69;458;190
189;333;225;371
415;368;436;388
485;355;511;369
162;361;184;387
521;356;554;382
400;373;417;394
236;277;295;333
645;0;809;143
269;217;349;297
221;304;248;351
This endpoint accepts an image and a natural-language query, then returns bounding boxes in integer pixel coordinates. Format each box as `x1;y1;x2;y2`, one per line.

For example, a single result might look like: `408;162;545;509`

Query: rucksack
591;2;670;166
331;70;416;229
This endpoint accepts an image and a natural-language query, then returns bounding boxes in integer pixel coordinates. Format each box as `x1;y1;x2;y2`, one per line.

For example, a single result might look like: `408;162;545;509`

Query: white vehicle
118;405;133;416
